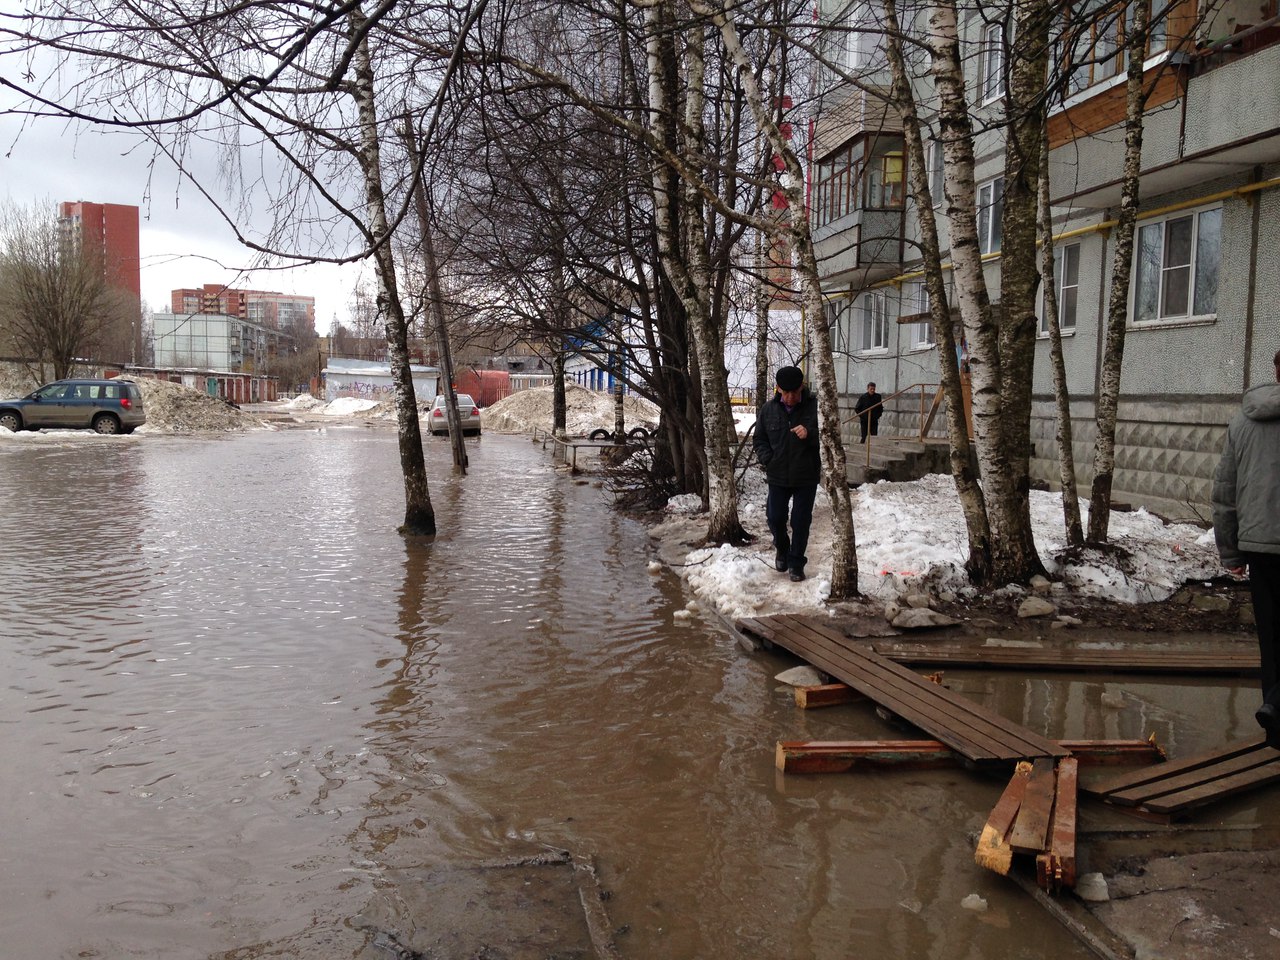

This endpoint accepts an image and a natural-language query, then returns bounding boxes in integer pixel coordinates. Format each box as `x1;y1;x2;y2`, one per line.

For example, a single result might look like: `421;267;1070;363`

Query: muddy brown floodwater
0;427;1269;959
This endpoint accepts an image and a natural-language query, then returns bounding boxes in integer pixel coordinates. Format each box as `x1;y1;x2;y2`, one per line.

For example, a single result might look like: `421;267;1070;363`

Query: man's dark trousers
766;483;817;573
1246;552;1280;708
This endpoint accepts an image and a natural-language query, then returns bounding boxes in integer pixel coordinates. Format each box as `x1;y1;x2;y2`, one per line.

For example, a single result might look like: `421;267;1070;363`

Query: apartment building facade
812;0;1280;519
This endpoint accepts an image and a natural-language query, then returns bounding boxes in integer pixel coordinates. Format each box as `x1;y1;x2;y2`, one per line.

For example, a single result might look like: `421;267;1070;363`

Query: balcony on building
811;85;907;287
1048;0;1280;208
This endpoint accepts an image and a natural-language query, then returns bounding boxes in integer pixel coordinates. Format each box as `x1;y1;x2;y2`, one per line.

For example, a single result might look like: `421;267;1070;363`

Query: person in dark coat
854;382;881;443
752;365;821;582
1213;348;1280;748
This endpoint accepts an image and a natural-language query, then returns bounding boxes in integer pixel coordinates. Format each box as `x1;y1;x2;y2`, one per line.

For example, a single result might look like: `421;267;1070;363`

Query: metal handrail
845;382;943;468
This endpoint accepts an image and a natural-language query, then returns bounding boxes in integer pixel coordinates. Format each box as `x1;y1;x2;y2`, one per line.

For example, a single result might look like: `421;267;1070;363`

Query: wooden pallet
776;738;1163;774
739;614;1067;765
869;640;1260;676
975;758;1079;892
1082;735;1280;821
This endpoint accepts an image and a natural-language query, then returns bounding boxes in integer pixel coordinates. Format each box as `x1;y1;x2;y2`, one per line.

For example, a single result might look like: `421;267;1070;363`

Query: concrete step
846;437;952;486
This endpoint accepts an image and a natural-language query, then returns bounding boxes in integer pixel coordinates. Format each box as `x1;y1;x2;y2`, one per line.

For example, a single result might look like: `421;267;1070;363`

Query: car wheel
588;428;611;441
0;410;21;432
92;413;122;435
627;427;650;440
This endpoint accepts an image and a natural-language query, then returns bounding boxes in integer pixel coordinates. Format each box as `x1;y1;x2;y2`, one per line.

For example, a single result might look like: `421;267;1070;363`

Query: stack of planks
976;758;1079;893
1083;735;1280;821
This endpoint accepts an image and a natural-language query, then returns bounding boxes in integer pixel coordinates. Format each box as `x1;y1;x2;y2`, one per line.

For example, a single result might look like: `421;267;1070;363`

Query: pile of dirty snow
127;377;256;432
482;383;660;436
322;397;380;416
285;394;323;410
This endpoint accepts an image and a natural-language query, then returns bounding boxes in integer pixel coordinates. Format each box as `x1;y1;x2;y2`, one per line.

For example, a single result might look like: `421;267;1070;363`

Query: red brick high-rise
58;201;142;362
57;201;141;299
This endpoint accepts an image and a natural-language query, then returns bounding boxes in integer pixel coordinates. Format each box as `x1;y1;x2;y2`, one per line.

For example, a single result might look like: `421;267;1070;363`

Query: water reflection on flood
0;429;1269;959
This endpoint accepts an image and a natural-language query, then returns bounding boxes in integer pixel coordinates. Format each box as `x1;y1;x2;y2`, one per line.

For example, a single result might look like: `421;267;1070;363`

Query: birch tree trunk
1037;127;1083;546
882;0;992;583
699;0;859;597
995;0;1050;575
642;0;746;544
1087;0;1151;544
928;0;1043;583
349;4;435;535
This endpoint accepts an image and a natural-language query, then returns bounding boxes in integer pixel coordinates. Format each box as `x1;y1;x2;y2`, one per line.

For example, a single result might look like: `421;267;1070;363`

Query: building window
906;281;934;348
826;298;850;353
813;142;859;228
927;139;945;205
860;291;889;351
1039;242;1080;335
979;22;1005;103
1134;205;1222;322
1065;1;1170;95
977;177;1004;255
866;146;905;209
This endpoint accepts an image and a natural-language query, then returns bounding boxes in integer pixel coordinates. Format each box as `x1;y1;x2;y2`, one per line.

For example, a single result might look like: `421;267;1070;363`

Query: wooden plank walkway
739;614;1067;765
776;738;1162;774
869;640;1259;676
1083;736;1280;821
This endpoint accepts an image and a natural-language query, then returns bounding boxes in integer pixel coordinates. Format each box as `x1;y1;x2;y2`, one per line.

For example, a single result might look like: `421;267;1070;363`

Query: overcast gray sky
0;3;366;334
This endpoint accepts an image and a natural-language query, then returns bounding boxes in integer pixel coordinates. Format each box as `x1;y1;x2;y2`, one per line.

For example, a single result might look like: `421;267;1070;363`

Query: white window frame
826;297;850;354
1038;242;1080;336
927;138;945;207
977;177;1004;255
978;22;1006;104
1131;204;1222;325
860;291;890;352
905;281;935;349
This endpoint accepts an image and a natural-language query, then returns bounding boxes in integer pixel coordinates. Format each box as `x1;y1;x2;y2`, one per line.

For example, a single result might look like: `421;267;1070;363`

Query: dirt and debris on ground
126;376;259;432
481;383;660;437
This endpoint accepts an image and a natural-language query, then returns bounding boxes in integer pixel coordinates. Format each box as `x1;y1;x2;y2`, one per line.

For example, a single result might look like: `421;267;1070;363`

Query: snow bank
482;383;660;436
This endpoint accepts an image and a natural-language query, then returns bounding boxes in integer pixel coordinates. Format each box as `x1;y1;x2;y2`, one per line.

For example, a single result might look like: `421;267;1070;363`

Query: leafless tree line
0;0;1208;590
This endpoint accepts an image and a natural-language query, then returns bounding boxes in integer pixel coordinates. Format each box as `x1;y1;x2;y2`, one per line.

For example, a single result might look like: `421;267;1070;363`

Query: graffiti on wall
331;378;397;399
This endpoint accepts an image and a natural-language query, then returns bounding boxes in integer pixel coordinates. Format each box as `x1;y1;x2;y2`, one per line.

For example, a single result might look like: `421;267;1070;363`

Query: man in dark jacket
753;365;821;582
1213;349;1280;748
854;382;882;443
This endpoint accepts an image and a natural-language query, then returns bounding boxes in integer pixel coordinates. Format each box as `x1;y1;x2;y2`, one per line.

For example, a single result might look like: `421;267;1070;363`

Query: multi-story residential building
169;284;316;332
151;311;295;375
812;0;1280;518
58;200;142;360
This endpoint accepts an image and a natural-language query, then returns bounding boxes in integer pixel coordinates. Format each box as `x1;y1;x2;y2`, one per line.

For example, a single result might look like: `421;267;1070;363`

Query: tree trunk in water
552;346;567;437
349;5;434;536
883;0;992;583
1087;0;1150;544
402;122;466;473
1037;127;1083;545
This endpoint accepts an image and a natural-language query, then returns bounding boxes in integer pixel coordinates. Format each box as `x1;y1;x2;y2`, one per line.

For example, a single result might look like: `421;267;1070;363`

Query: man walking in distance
1213;348;1280;748
753;365;821;582
854;382;882;443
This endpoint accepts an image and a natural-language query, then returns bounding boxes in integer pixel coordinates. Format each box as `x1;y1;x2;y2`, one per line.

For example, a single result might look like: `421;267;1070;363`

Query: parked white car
427;393;481;436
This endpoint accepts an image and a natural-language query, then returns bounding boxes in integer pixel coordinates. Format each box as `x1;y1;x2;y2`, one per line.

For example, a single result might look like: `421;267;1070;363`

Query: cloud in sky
1;75;366;333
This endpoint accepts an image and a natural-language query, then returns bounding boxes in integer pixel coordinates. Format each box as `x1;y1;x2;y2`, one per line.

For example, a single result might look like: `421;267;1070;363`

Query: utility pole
401;118;467;472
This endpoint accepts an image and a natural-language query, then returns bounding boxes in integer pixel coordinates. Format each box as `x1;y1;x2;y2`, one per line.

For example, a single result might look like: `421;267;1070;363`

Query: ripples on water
5;428;1241;959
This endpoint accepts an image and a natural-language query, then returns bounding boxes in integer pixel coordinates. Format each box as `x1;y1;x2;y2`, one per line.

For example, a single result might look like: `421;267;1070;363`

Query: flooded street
0;428;1267;959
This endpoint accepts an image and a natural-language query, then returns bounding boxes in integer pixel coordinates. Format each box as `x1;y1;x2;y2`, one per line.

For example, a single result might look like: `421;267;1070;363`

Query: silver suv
0;378;147;435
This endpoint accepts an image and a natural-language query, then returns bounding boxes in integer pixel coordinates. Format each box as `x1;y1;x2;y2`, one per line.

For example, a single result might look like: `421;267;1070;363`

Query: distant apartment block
151;312;295;375
170;284;316;332
57;201;141;299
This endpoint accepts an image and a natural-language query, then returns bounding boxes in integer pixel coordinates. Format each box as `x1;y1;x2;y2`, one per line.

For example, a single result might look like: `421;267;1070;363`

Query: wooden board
1084;736;1280;820
1010;758;1058;854
1038;758;1078;893
794;683;863;709
739;614;1067;764
775;739;1162;775
869;641;1259;677
975;762;1032;875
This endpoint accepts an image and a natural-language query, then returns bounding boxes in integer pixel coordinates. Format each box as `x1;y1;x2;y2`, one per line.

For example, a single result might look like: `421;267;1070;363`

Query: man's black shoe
789;568;806;582
775;551;789;572
1256;702;1280;738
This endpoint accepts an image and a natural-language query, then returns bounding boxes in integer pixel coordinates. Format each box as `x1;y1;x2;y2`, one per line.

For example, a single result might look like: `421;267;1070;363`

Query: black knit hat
775;366;804;391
